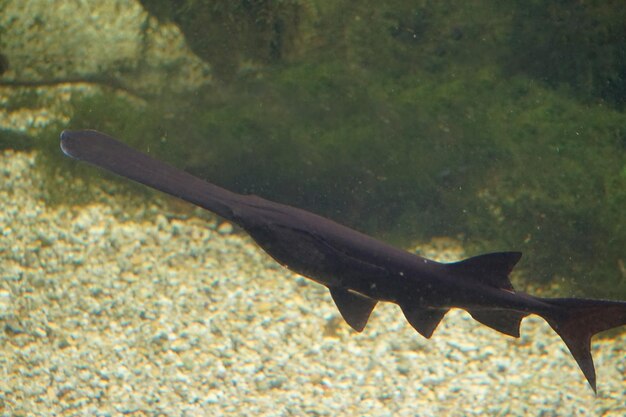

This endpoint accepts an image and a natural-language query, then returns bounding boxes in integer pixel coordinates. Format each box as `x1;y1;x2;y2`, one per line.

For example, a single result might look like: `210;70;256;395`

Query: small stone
0;289;13;318
170;340;190;353
217;222;233;235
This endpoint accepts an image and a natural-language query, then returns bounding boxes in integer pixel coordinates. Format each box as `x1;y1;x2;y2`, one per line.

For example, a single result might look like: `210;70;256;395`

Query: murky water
1;1;625;415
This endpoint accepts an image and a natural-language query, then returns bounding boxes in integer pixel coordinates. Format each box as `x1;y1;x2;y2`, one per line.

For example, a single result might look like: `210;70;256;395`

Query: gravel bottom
1;150;625;416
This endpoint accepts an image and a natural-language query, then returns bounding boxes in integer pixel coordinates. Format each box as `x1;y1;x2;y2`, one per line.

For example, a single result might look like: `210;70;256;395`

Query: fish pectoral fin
468;309;528;337
329;287;377;332
400;306;449;339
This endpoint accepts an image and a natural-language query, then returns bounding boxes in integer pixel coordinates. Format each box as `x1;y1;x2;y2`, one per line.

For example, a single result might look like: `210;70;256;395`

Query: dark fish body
60;129;626;393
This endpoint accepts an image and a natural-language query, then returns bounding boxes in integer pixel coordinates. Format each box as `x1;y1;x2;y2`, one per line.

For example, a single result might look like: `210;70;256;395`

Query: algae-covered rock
2;0;625;297
503;0;626;109
139;0;311;81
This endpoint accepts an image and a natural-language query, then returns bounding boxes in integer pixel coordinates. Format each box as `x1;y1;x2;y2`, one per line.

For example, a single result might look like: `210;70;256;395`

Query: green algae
8;0;626;297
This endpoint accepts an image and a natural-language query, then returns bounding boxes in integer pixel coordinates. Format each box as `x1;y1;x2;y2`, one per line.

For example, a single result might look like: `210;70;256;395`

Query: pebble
1;151;626;416
0;289;13;319
217;222;234;235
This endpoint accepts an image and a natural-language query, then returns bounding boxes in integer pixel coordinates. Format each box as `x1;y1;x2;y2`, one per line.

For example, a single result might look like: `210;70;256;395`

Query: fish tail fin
540;297;626;393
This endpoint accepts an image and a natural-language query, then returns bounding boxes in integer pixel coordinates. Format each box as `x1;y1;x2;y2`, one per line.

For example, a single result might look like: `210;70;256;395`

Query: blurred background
1;0;625;297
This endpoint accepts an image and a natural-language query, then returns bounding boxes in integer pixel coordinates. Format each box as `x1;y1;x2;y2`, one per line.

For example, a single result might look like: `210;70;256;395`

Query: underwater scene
1;0;625;415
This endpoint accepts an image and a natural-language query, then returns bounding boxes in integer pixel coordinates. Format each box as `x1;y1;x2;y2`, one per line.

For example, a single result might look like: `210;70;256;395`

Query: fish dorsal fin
400;305;449;339
329;288;377;332
447;252;522;291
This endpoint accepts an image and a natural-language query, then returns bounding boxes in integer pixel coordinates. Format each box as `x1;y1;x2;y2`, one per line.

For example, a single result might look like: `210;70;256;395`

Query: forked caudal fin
541;297;626;393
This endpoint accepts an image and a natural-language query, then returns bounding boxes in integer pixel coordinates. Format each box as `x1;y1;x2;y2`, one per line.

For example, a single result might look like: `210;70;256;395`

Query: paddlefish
60;129;626;392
